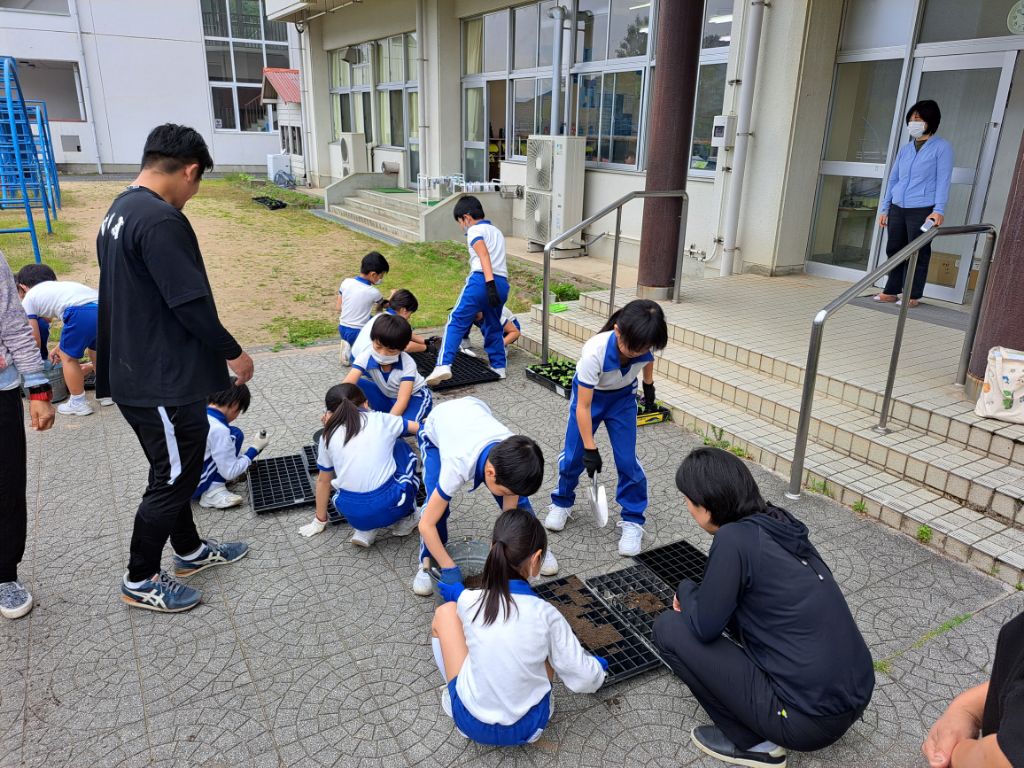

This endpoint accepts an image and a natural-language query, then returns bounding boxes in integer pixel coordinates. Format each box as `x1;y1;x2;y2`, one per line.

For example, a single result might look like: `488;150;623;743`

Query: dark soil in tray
549;576;624;648
463;574;484;590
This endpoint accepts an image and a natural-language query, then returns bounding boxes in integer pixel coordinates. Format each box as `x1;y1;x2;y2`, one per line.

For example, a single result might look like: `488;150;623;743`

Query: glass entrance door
898;51;1015;302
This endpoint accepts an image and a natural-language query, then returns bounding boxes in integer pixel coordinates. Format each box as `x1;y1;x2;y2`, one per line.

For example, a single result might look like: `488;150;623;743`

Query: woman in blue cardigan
875;99;954;307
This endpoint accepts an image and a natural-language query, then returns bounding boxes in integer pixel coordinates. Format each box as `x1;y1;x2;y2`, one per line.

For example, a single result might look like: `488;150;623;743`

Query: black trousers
119;401;207;582
652;611;863;752
882;204;934;300
0;387;27;583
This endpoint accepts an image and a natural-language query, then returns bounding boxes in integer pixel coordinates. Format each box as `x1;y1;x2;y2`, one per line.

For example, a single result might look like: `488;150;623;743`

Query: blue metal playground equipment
0;56;62;264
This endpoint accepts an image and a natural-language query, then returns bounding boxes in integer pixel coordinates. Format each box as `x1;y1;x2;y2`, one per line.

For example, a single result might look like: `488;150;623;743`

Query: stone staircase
518;293;1024;587
328;189;421;243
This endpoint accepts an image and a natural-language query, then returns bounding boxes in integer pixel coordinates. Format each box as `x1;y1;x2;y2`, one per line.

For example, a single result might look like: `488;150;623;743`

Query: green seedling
728;445;749;459
852;500;867;514
872;660;891;675
806;478;834;498
911;614;972;650
699;425;732;450
1015;582;1023;592
916;525;933;545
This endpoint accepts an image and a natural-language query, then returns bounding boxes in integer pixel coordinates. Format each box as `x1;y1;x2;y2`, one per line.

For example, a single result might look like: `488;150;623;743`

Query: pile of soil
549;576;623;649
623;591;667;614
463;573;485;590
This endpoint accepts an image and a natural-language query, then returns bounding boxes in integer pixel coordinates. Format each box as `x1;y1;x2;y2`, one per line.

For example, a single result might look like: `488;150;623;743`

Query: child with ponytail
430;508;607;746
298;383;422;548
351;288;428;359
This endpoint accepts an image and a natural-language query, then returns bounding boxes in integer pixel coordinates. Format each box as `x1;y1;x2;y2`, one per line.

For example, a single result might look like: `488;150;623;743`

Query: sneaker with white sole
199;484;243;509
412;568;434;596
690;725;787;767
426;365;452;386
544;504;572;532
617;521;645;556
172;539;248;578
541;549;559;576
99;397;115;407
489;367;507;380
0;580;33;619
57;399;93;416
339;339;352;366
459;345;477;358
121;570;201;613
387;509;419;537
350;528;378;547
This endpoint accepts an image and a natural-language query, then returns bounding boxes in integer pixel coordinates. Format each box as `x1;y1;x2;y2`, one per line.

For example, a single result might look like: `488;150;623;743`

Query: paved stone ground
2;344;1020;768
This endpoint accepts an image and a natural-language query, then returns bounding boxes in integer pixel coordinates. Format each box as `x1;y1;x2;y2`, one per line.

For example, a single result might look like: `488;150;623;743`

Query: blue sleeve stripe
436;488;453;502
353;363;366;373
317;464;334;473
469;236;484;246
244;447;259;460
401;375;415;381
576;381;595;389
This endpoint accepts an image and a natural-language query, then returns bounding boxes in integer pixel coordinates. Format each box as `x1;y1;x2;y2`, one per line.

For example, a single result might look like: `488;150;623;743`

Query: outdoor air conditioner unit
524;135;585;248
338;132;369;176
267;153;290;181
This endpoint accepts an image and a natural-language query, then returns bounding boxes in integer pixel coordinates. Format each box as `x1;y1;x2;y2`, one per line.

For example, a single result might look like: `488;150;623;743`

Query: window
379;89;405;147
702;0;732;48
572;69;642;165
608;0;649;59
202;0;287;132
514;5;540;69
690;63;726;170
512;78;538;156
919;0;1024;44
15;60;83;121
290;126;302;156
0;0;70;13
464;12;508;75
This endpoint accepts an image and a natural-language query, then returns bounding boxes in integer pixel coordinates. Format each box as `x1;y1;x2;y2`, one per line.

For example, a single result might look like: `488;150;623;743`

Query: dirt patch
622;591;666;614
463;573;485;590
549;576;624;649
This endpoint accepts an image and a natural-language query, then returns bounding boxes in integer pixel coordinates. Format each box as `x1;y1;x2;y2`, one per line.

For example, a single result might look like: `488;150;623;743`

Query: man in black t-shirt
97;124;254;613
923;610;1022;767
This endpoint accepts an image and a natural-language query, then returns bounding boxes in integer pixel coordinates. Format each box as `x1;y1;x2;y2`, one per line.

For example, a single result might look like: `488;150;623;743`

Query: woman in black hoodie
652;448;874;768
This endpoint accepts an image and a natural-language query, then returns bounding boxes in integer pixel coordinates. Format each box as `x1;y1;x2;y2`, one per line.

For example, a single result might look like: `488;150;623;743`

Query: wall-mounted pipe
548;4;566;135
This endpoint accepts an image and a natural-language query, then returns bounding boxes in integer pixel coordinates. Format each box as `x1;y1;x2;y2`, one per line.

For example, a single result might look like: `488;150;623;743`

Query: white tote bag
975;346;1024;424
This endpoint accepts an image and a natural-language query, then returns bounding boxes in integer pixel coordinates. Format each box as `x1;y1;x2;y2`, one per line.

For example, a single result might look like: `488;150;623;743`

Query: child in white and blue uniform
426;196;510;385
412;396;557;596
344;313;432;424
337;251;388;365
192;381;269;509
298;383;421;548
430;508;607;746
460;305;521;356
545;299;668;557
351;288;428;359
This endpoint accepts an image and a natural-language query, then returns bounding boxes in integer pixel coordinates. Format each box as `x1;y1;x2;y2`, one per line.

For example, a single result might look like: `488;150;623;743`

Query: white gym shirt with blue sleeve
315;411;405;493
338;276;381;329
465;221;508;278
575;330;654;392
420;397;512;500
351;350;427;398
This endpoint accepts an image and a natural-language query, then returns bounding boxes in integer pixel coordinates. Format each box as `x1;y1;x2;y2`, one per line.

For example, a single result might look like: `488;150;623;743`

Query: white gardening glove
299;517;327;538
252;430;270;452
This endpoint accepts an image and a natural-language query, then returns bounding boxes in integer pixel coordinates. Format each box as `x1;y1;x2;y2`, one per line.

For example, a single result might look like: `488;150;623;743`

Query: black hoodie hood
743;503;816;560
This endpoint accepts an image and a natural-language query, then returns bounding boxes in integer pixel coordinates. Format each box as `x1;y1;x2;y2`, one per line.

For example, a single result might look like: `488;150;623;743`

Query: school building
267;0;1024;305
0;0;301;172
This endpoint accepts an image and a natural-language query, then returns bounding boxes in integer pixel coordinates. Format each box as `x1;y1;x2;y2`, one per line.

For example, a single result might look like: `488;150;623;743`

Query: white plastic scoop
588;472;608;528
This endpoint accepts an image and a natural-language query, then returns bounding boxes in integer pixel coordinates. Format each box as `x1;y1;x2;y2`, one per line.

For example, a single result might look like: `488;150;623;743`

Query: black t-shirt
96;186;241;407
983;611;1024;766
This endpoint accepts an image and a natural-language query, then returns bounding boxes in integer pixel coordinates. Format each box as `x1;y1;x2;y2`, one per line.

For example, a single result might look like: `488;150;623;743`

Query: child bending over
345;313;432;423
431;508;607;746
460;306;521;357
337;251;389;365
352;288;428;359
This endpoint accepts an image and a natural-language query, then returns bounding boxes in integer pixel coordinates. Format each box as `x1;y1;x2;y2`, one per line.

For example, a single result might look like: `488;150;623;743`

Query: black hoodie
677;504;875;717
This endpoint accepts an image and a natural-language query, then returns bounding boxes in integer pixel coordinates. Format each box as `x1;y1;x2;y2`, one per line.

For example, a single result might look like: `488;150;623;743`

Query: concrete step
532;302;1024;527
341;196;421;230
577;291;1024;467
518;316;1024;588
328;205;419;243
354;189;422;217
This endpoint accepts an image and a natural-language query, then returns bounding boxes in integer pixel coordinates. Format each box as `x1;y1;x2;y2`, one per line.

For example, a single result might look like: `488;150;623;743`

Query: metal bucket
23;361;69;404
429;538;490;605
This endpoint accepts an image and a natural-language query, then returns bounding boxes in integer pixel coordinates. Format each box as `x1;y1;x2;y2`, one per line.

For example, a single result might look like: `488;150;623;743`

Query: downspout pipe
295;22;311;185
416;0;429;176
719;0;767;276
548;5;567;135
68;0;103;174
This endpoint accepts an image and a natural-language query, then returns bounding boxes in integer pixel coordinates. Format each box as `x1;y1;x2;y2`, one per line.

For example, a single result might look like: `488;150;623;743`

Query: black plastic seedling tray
252;195;286;210
410;349;501;391
302;445;318;473
533;575;662;684
635;539;709;591
248;454;314;514
585;565;675;643
525;364;574;400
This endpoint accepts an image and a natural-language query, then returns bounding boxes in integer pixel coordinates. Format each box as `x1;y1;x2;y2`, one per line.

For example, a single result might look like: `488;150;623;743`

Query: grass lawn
0;177;595;348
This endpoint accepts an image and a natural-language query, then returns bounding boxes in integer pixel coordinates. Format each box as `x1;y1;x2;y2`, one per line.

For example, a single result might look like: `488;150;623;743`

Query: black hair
208;379;251;412
15;263;57;289
488;435;544;497
140;123;214;178
599;298;668;352
370;313;412;351
379;288;419;314
675;447;767;527
323;382;367;448
360;251;389;275
453;195;486;222
906;99;941;135
473;507;547;626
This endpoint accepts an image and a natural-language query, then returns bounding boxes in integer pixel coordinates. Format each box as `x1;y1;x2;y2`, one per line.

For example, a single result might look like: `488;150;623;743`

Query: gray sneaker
0;580;34;619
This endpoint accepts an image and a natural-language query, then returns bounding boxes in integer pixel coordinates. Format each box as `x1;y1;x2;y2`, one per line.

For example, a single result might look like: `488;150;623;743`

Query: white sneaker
544;504;572;532
541;549;559;576
339;339;352;366
489;367;507;380
426;365;452;386
459;345;477;358
57;399;93;416
350;528;378;548
0;580;33;619
617;521;645;556
412;568;434;596
199;484;244;509
99;397;114;407
387;509;419;537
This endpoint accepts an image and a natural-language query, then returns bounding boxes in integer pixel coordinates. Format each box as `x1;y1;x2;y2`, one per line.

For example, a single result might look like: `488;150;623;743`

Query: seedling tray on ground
409;349;501;391
525;362;575;400
636;397;671;426
533;575;662;684
248;454;313;514
302;445;318;473
252;195;286;210
585;565;675;643
635;539;709;591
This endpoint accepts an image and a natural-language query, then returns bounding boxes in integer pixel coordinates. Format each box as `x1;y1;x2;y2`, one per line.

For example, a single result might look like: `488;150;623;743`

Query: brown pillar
636;0;703;297
969;131;1024;384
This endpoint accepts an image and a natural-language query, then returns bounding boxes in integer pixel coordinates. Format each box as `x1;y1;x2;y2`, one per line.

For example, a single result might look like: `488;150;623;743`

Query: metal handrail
540;189;688;362
785;223;998;500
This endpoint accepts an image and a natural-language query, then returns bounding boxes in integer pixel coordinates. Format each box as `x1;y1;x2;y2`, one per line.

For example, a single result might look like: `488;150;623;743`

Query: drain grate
533;575;662;684
585;565;674;643
302;445;317;473
635;539;708;591
248;454;314;514
409;349;501;391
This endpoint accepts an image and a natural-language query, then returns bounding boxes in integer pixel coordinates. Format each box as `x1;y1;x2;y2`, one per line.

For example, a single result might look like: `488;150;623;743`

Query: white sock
178;544;207;561
124;574;155;589
69;393;87;404
749;740;781;753
431;637;447;681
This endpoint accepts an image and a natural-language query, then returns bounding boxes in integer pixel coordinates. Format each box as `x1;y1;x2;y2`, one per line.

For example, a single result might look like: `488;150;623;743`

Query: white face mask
371;350;400;365
907;120;927;138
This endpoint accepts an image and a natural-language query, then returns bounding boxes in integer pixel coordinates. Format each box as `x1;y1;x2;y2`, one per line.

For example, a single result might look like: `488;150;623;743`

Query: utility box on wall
711;114;736;150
